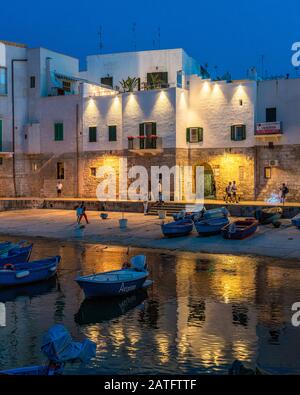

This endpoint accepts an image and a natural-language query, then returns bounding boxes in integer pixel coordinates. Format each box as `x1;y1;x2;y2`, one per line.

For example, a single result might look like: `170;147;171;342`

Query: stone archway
194;162;216;198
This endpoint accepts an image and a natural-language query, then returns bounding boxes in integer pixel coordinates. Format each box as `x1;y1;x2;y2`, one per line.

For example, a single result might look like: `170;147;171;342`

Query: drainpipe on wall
11;58;27;198
75;102;80;197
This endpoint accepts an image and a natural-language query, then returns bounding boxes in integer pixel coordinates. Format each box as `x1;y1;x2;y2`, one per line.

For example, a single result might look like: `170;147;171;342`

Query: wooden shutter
186;128;190;142
139;123;144;136
55;123;63;141
89;127;97;142
151;122;157;136
198;127;203;142
108;125;117;141
231;125;235;141
242;125;246;140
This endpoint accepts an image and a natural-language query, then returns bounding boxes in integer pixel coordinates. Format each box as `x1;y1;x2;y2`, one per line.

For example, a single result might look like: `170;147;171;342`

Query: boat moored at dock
161;219;194;237
221;218;259;240
76;255;149;298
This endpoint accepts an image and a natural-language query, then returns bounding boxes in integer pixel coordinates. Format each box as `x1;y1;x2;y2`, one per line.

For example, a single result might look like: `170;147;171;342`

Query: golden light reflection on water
2;236;300;374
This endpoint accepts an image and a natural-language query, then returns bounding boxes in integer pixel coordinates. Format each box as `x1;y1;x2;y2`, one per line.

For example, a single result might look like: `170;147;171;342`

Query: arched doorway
194;163;216;199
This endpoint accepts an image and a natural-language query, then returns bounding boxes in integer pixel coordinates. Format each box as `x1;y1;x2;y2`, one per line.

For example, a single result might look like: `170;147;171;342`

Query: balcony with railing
127;136;163;153
255;122;283;137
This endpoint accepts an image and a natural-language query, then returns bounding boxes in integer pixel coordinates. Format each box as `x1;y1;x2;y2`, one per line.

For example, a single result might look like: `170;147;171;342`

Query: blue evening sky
1;0;299;79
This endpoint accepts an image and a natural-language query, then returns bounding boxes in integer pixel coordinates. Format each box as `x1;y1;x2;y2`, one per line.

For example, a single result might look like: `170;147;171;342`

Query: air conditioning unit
268;160;279;167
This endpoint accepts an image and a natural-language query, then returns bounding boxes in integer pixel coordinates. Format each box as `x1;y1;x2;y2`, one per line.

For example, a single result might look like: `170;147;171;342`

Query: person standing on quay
79;202;89;224
56;181;63;197
280;183;289;205
225;182;232;203
232;181;238;203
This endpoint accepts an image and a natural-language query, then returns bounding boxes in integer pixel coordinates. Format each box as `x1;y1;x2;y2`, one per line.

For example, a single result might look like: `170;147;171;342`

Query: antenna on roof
158;26;161;49
132;22;137;51
260;54;264;79
98;25;104;53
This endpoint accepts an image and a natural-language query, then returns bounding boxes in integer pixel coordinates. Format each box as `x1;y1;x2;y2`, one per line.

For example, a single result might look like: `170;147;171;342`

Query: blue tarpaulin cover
41;324;96;363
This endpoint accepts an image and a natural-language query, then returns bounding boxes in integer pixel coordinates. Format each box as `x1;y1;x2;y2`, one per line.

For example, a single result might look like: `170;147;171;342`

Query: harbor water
0;236;300;374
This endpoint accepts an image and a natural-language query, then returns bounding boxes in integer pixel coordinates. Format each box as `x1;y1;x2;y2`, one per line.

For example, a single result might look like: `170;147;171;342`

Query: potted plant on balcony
119;212;128;229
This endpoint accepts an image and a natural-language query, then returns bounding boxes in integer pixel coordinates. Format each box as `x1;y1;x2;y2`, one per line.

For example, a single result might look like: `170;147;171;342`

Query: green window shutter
0;120;2;152
231;125;235;141
108;125;117;141
139;123;144;136
242;125;246;140
89;127;97;142
198;127;203;142
152;122;157;136
54;123;64;141
186;128;190;142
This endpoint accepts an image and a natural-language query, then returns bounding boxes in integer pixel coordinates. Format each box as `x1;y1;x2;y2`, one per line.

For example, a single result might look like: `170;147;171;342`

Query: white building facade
1;41;300;201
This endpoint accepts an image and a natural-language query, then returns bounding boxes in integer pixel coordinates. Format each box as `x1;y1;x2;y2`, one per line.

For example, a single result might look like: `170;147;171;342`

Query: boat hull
0;256;60;287
76;275;148;298
221;219;258;240
195;217;230;236
291;214;300;228
161;219;194;238
254;207;282;225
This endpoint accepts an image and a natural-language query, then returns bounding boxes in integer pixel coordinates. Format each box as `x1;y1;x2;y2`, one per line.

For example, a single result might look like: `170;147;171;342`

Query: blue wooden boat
0;324;96;376
161;219;194;237
76;255;149;298
0;240;28;256
254;207;282;225
221;218;258;240
202;207;229;220
0;256;61;287
195;216;230;236
0;243;33;267
75;280;152;325
291;214;300;228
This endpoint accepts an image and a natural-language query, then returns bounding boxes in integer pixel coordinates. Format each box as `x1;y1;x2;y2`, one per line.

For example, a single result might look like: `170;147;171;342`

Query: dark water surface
0;236;300;375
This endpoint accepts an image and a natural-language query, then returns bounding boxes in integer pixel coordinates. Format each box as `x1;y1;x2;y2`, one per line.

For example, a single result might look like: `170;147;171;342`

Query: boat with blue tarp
0;324;96;375
161;219;194;237
0;256;61;287
76;255;149;298
0;243;33;267
291;213;300;228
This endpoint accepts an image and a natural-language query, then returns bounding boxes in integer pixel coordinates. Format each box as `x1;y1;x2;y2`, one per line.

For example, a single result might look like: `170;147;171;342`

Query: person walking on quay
143;194;149;215
56;181;63;197
79;202;89;224
280;183;289;205
232;181;238;203
158;180;163;204
225;182;232;203
76;205;83;224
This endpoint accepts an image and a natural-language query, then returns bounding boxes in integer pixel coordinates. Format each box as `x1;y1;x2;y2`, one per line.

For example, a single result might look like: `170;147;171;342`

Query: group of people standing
225;181;239;203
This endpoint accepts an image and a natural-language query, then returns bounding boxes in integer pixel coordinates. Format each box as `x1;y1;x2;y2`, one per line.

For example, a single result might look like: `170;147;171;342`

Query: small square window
264;167;272;179
90;167;97;177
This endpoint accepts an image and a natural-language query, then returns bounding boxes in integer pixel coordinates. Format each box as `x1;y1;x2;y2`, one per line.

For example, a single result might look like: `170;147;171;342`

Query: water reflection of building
2;243;300;373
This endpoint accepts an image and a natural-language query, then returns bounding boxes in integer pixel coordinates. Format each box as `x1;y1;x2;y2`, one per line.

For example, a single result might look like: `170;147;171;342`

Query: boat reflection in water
75;288;149;325
0;276;58;303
